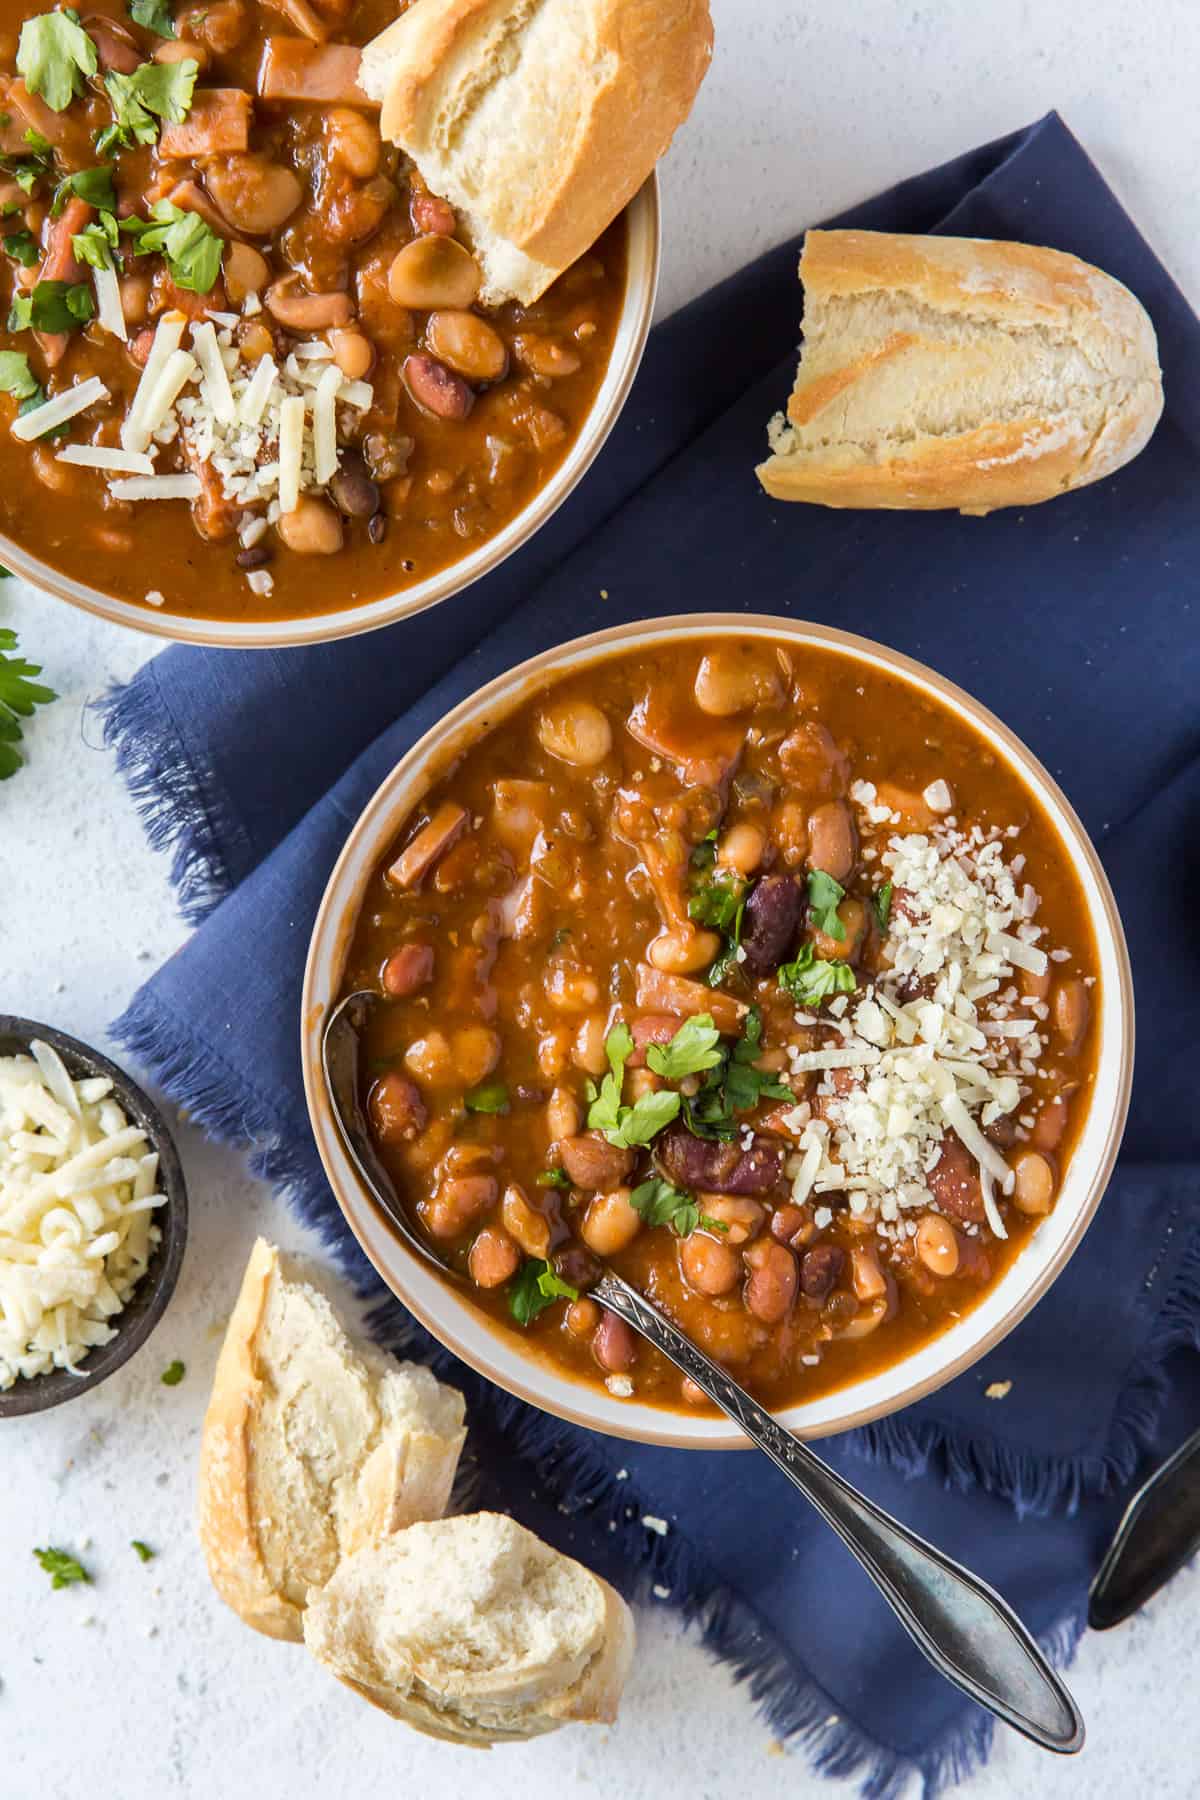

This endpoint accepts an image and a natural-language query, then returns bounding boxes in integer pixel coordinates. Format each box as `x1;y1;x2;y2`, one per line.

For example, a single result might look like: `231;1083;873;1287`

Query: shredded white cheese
277;393;305;515
57;444;155;475
93;262;127;343
0;1042;166;1386
311;361;341;486
190;321;235;425
11;377;108;442
122;311;186;452
109;473;202;501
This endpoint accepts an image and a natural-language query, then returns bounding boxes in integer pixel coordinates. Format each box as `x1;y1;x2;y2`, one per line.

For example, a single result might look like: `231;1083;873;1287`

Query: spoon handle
594;1273;1084;1755
1089;1424;1200;1629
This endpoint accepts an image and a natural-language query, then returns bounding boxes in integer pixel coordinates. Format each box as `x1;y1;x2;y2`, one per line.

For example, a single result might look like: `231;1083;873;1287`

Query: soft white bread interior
757;229;1164;514
197;1238;466;1643
303;1512;636;1744
360;0;712;304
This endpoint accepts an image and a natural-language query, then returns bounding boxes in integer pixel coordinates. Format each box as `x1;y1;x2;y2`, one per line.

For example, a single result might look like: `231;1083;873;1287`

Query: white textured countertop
3;3;1197;1795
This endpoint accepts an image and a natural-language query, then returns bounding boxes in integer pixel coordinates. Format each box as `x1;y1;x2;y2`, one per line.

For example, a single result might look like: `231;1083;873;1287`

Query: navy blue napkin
103;114;1200;1793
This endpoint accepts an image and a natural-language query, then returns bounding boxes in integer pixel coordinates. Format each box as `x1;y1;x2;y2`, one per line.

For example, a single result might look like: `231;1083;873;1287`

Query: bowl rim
0;177;661;650
301;613;1135;1450
0;1015;189;1416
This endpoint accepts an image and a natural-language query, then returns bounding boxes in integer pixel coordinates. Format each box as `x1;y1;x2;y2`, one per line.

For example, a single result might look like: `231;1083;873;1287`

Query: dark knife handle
1089;1426;1200;1630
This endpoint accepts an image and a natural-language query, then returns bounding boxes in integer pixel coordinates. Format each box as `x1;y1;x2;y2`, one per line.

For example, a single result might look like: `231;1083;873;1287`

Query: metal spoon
1089;1425;1200;1630
324;990;1084;1755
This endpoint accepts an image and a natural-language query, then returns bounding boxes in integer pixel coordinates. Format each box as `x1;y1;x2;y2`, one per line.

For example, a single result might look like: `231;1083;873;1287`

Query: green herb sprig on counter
34;1546;91;1588
508;1259;578;1327
0;627;56;780
160;1358;185;1386
131;1539;155;1562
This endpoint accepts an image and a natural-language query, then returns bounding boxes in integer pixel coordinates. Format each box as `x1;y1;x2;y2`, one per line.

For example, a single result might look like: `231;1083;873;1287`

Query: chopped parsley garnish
17;10;97;112
464;1080;509;1115
645;1013;724;1082
0;348;40;399
2;228;39;267
807;868;846;941
0;627;57;780
33;1546;90;1588
873;881;894;933
97;57;197;155
689;866;747;935
778;942;857;1006
630;1177;729;1238
1;131;56;196
585;1021;680;1148
128;0;177;35
689;828;718;872
130;1539;155;1562
508;1258;578;1326
536;1167;572;1189
8;277;94;333
160;1358;185;1385
51;162;116;216
681;1006;791;1141
71;215;120;271
121;199;222;293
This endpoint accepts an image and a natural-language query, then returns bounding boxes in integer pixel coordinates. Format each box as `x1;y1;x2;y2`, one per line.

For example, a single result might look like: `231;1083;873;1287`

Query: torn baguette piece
359;0;712;305
303;1513;635;1744
757;229;1164;515
198;1238;466;1643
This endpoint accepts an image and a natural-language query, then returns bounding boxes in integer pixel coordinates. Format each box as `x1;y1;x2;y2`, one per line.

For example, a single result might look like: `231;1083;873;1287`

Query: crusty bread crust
361;0;711;303
196;1239;301;1642
757;229;1164;514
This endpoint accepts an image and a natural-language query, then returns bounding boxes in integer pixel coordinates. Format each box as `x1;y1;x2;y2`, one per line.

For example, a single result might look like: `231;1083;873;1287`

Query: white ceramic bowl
302;615;1134;1450
0;181;660;650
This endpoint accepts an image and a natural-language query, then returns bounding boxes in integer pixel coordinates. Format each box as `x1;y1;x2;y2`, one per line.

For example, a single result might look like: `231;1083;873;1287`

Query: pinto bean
679;1231;741;1296
265;275;353;330
807;801;856;883
592;1312;637;1373
698;1196;764;1245
925;1133;985;1222
203;154;302;235
915;1213;960;1274
1032;1094;1070;1153
718;822;766;876
468;1227;520;1288
368;1072;426;1143
388;235;481;309
581;1188;642;1256
501;1183;552;1258
427;309;508;382
648;924;723;975
382;942;434;996
739;873;804;975
404;352;473;420
546;1086;581;1141
558;1132;635;1193
850;1244;887;1301
1052;978;1091;1055
744;1240;798;1323
411;190;456;235
1012;1150;1055;1215
800;1243;846;1301
425;1173;497;1239
657;1126;785;1197
771;1203;812;1247
693;646;784;717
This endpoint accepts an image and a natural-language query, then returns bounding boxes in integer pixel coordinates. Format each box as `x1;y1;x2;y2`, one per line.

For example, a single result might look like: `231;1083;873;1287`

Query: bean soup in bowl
304;618;1133;1448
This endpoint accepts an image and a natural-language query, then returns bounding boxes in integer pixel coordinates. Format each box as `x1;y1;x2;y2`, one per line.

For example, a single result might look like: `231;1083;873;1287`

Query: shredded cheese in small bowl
0;1021;188;1416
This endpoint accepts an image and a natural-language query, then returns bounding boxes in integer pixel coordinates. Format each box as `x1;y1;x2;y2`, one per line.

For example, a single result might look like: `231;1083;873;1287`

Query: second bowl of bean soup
303;616;1133;1448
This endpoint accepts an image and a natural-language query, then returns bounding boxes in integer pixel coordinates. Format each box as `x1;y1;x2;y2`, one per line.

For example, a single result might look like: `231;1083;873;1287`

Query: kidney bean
925;1133;985;1222
592;1312;637;1373
558;1132;635;1192
553;1244;601;1292
382;942;434;997
404;352;474;420
770;1203;812;1246
411;190;457;235
368;1072;426;1144
739;873;805;975
800;1242;846;1301
657;1125;784;1197
744;1240;798;1323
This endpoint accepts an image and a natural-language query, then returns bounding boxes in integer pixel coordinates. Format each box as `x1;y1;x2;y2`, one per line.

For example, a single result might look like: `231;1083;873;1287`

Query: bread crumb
985;1380;1012;1399
641;1515;669;1536
652;1584;671;1600
604;1375;633;1398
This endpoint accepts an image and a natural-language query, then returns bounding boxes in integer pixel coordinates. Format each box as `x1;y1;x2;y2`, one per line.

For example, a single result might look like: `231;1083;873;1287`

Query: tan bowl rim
301;613;1135;1450
0;177;660;650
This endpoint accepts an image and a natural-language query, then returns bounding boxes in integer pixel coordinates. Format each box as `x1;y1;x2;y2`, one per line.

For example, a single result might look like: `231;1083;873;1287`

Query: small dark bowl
0;1017;188;1418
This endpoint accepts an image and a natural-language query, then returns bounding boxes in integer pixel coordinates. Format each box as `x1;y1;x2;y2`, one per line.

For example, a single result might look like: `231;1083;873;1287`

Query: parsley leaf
873;881;893;933
778;943;857;1007
536;1167;572;1189
464;1080;509;1115
121;198;222;292
8;277;94;333
98;57;196;154
33;1545;90;1588
17;11;97;112
128;0;177;35
0;348;40;398
680;1006;790;1140
586;1020;682;1148
807;868;846;941
160;1358;185;1385
508;1259;578;1326
0;130;56;196
130;1539;155;1562
689;828;717;872
646;1013;724;1082
2;228;38;266
71;214;120;270
615;1088;681;1146
0;628;56;780
688;868;746;935
51;163;116;216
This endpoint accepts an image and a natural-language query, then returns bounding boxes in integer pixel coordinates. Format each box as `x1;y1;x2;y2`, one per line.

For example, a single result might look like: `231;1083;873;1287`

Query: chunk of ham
35;196;93;370
83;15;141;72
627;690;744;791
634;963;746;1036
160;89;253;158
387;803;468;890
150;263;229;320
182;445;240;542
257;37;374;104
263;0;330;42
